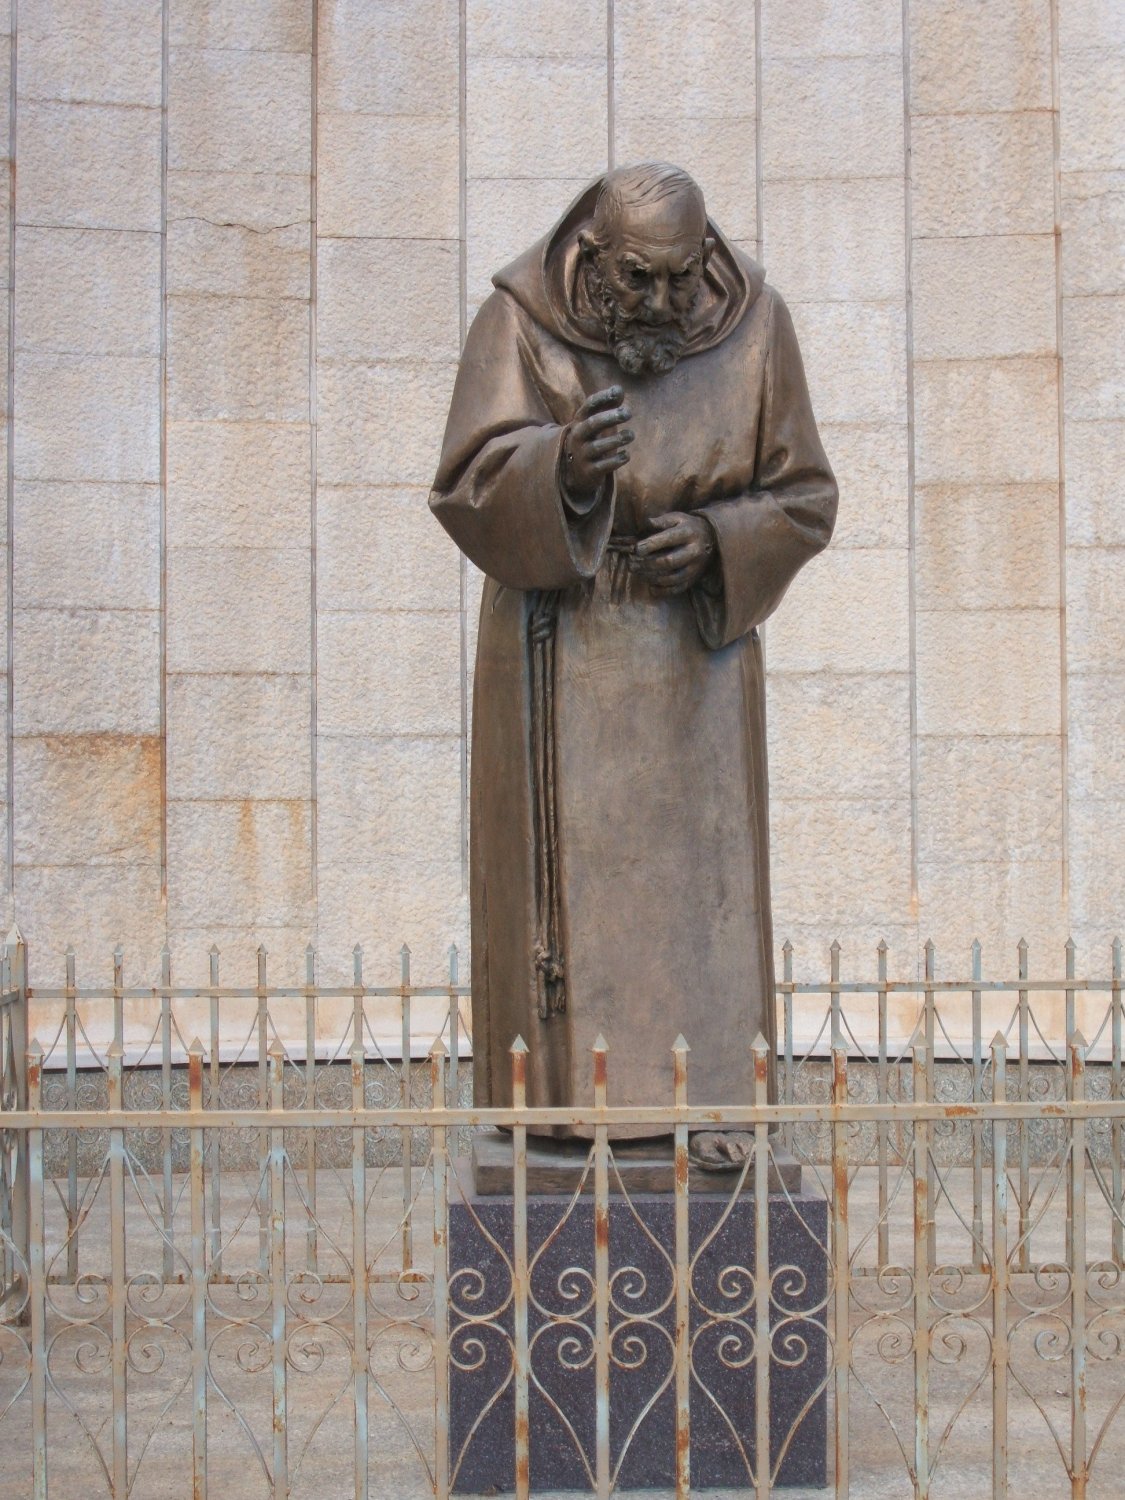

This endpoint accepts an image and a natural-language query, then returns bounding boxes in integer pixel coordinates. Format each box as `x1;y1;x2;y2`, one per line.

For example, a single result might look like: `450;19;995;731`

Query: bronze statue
430;164;837;1168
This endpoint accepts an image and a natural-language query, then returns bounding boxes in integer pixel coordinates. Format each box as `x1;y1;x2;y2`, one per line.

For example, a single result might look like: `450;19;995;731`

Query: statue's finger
592;451;630;473
576;385;623;420
588;431;633;457
577;405;632;439
634;524;687;556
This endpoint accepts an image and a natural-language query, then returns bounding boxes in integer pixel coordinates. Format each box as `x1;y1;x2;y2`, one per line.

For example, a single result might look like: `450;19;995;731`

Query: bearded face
579;207;712;376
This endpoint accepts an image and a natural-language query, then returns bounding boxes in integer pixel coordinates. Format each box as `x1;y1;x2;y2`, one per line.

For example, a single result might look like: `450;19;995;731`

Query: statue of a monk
429;163;837;1167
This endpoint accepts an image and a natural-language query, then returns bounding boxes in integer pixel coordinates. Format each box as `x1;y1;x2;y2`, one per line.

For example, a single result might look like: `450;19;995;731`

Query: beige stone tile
465;175;591;312
612;116;760;244
20;0;163;106
317;486;461;614
466;56;607;179
317;734;461;873
1059;1;1125;52
1062;172;1125;296
764;177;905;303
14;862;166;986
18;100;161;231
1064;419;1125;547
1063;295;1125;420
316;359;456;487
166;798;313;930
788;300;907;424
319;0;458;114
15;351;160;482
1059;46;1125;174
916;857;1066;964
317;238;459;364
167;167;310;232
770;796;914;927
766;670;912;802
167;420;311;550
318;112;459;239
317;609;461;737
13;733;162;866
915;608;1061;736
470;0;604;58
766;546;910;675
817;421;908;550
915;482;1060;612
1067;669;1125;803
168;46;311;174
168;215;309;301
14;481;160;610
761;0;901;58
15;227;161;356
167;545;310;674
615;0;755;117
1066;547;1125;674
761;55;904;181
315;863;467;989
167;673;312;801
167;295;309;423
911;112;1055;238
916;734;1063;865
1063;796;1125;934
910;0;1050;116
13;606;160;735
913;356;1058;485
170;0;311;51
912;235;1057;360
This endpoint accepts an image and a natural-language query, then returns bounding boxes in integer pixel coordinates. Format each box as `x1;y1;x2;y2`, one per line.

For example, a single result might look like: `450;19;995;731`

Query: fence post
923;942;937;1267
208;945;221;1267
1065;939;1077;1267
673;1035;691;1500
971;939;985;1272
401;944;413;1276
782;939;794;1157
1017;938;1030;1273
65;943;78;1284
592;1033;610;1500
752;1032;771;1500
351;1043;368;1500
269;1042;288;1500
430;1037;449;1500
913;1045;930;1500
876;937;889;1271
161;943;174;1283
7;928;29;1315
991;1032;1008;1500
1112;937;1123;1269
832;1038;850;1499
511;1036;530;1500
108;1040;128;1499
305;944;317;1276
188;1039;207;1500
1069;1031;1087;1499
27;1038;46;1500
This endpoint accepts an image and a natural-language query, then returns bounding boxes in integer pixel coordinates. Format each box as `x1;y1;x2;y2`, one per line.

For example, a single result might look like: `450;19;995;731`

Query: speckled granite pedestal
448;1147;828;1493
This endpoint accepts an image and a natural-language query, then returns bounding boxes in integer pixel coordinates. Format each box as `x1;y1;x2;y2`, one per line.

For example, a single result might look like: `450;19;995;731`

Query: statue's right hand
562;387;634;501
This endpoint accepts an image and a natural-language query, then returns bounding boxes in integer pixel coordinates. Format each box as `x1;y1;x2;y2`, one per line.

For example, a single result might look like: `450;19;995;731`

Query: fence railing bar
592;1034;610;1500
258;948;270;1280
351;1044;368;1500
511;1037;530;1500
108;1041;128;1499
876;939;889;1271
1112;938;1122;1269
28;1039;47;1500
401;945;413;1276
305;945;318;1277
923;943;937;1270
1017;940;1031;1273
672;1035;690;1500
1070;1032;1087;1498
189;1039;207;1500
832;1040;850;1499
161;945;175;1285
971;939;985;1272
269;1043;288;1500
430;1039;450;1500
752;1033;771;1500
64;946;78;1284
208;946;222;1268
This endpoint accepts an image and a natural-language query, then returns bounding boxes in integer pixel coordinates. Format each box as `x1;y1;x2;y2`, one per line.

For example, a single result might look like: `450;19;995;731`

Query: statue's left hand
633;512;716;596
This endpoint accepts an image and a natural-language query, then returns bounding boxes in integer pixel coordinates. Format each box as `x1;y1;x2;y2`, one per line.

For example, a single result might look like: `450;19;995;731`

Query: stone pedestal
448;1151;828;1493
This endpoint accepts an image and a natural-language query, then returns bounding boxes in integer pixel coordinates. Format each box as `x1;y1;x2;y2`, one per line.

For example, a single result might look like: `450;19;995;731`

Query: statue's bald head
587;162;707;253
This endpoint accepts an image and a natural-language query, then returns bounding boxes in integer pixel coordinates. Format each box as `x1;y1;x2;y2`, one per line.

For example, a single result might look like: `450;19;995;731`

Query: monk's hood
492;175;765;358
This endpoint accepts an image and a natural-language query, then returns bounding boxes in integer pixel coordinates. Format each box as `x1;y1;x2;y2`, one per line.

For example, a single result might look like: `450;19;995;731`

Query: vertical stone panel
315;0;462;985
1059;3;1125;966
759;2;914;978
11;0;164;981
164;5;314;982
910;0;1064;968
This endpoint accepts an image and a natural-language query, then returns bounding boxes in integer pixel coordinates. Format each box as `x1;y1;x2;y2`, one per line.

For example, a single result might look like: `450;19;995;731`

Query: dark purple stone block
448;1164;828;1493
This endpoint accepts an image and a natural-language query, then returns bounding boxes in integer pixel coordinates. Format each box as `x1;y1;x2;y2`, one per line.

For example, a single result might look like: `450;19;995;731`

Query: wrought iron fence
0;934;1123;1497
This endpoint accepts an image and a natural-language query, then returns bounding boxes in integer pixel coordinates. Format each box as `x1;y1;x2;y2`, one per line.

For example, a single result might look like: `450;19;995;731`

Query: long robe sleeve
429;291;615;590
692;291;838;650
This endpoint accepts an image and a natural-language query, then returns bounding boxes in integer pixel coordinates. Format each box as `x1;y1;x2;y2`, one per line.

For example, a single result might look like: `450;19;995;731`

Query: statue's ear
702;236;716;266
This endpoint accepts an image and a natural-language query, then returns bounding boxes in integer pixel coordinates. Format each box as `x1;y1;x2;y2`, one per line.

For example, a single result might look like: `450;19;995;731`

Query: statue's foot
688;1130;753;1171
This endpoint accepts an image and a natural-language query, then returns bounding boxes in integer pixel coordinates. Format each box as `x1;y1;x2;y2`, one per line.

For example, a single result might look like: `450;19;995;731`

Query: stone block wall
2;3;1122;1032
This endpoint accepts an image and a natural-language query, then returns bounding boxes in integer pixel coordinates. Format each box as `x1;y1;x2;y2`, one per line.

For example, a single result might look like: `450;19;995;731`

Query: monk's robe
430;178;838;1138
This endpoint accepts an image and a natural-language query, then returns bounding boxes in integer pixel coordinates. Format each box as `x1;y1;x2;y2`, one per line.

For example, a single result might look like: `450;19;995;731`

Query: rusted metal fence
0;935;1123;1496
